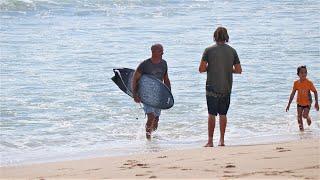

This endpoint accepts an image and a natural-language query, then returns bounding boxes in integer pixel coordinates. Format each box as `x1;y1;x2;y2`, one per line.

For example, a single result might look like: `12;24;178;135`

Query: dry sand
1;139;319;179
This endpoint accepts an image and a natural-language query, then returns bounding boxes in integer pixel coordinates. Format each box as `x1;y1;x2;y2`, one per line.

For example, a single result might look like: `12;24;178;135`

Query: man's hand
133;94;141;103
132;70;142;103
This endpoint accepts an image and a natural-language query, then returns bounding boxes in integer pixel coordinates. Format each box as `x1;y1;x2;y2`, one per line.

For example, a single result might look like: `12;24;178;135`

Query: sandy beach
1;138;319;179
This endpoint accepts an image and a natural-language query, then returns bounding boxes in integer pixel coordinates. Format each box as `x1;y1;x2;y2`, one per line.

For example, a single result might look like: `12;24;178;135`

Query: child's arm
286;89;296;112
310;82;319;111
314;90;319;111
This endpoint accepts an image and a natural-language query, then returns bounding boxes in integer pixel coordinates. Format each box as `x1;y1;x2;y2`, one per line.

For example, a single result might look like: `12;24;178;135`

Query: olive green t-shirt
202;44;240;94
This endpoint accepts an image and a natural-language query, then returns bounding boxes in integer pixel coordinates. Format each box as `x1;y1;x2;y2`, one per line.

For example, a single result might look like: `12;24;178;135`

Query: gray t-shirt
202;44;240;94
137;58;168;81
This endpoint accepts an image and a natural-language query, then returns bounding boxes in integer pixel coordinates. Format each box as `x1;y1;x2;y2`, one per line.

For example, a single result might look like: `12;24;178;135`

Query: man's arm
199;60;207;73
233;63;242;74
132;70;142;103
163;72;171;91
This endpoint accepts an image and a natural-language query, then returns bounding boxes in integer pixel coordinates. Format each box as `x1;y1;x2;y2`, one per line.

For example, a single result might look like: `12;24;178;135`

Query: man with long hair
199;27;242;147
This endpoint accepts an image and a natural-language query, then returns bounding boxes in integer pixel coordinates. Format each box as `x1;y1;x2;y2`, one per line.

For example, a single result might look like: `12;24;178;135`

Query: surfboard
111;68;174;109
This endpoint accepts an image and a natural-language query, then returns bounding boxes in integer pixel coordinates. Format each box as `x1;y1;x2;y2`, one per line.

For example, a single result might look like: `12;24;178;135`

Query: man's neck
151;57;161;64
216;41;225;45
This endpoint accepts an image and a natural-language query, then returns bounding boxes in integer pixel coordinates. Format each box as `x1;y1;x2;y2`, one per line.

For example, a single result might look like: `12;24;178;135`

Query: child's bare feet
299;124;304;131
307;116;312;126
204;143;213;147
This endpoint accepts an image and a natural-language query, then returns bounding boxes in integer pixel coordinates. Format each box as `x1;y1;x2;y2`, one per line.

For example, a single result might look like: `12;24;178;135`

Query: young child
286;65;319;131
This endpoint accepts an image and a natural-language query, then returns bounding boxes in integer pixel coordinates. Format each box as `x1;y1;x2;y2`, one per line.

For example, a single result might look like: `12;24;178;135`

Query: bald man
132;44;171;140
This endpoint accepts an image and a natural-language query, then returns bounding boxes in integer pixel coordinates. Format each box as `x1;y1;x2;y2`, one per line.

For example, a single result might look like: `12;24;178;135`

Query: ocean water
1;0;319;166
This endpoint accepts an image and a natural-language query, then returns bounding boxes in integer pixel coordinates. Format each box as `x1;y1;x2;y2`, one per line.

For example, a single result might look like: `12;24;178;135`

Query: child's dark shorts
297;104;310;110
206;85;230;116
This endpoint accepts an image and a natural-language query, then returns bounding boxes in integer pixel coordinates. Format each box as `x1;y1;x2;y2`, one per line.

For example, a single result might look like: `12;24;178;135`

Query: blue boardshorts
206;85;230;116
143;103;161;117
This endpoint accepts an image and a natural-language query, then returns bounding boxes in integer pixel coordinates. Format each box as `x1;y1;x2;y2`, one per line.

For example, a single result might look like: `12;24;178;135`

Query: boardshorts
206;85;230;116
143;103;161;117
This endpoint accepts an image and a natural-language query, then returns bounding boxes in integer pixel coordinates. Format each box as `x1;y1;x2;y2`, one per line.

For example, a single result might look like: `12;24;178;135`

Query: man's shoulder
137;58;151;73
205;44;218;51
143;58;151;63
161;59;167;64
139;58;151;66
222;44;237;53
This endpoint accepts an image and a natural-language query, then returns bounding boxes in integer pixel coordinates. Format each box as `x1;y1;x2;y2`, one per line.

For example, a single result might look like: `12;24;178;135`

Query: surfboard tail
111;69;128;93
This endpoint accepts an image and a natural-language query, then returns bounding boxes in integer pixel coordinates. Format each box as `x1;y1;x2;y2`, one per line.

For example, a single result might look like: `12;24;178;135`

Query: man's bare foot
218;140;225;146
146;132;151;140
307;117;312;126
145;126;152;140
204;143;213;147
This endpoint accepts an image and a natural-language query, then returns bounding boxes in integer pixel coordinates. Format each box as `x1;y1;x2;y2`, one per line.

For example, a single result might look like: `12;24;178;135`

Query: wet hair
214;27;229;42
297;65;307;75
151;44;163;52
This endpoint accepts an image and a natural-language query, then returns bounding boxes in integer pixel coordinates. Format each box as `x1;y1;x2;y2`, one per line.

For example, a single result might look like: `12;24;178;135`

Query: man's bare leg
219;115;227;146
204;114;215;147
153;116;159;131
146;113;155;139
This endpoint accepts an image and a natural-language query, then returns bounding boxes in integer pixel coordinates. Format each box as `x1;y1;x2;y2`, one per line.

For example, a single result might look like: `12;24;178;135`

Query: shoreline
1;138;319;179
1;132;317;167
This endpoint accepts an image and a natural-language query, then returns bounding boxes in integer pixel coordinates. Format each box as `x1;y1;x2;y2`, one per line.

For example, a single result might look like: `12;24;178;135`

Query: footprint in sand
203;169;215;172
181;168;192;171
262;157;280;159
57;168;73;171
275;147;291;152
223;175;235;178
149;175;157;178
157;155;167;158
137;163;150;168
85;168;101;172
230;152;249;155
126;160;138;164
278;149;291;152
168;166;180;169
224;170;235;173
135;174;147;176
122;160;150;169
205;158;215;161
225;164;236;168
